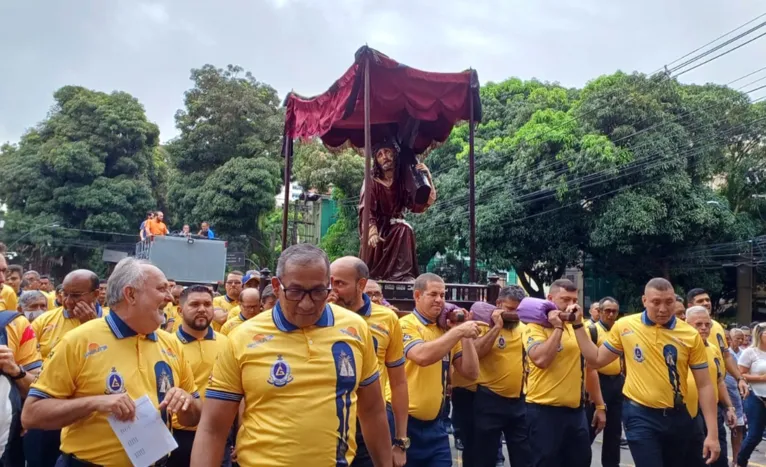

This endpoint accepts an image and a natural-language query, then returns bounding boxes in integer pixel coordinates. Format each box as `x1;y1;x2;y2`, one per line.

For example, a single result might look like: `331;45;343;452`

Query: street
449;432;766;466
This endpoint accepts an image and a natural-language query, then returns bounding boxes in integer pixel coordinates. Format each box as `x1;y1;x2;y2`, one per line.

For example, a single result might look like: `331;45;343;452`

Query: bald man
220;288;262;337
331;257;409;467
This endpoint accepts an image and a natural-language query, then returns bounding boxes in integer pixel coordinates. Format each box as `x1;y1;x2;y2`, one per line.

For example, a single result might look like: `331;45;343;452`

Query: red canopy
283;46;482;155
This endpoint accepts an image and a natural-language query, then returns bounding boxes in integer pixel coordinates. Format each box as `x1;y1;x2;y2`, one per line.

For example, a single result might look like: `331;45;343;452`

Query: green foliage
167;64;283;265
0;86;161;274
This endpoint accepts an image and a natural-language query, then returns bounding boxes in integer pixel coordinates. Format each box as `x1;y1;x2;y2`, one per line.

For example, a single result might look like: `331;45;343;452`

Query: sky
1;0;766;144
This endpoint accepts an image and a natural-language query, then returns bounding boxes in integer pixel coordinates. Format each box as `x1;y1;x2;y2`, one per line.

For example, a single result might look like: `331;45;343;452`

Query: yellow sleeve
451;338;465;361
176;343;200;398
6;315;42;371
220;321;232;336
1;287;17;312
359;323;380;387
384;316;405;368
522;323;547;353
400;316;426;358
689;334;709;370
604;321;625;355
205;335;243;402
28;335;80;399
713;321;729;353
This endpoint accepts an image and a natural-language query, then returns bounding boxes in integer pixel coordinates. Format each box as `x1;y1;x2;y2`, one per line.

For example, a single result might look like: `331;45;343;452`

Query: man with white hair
22;257;201;466
17;291;47;322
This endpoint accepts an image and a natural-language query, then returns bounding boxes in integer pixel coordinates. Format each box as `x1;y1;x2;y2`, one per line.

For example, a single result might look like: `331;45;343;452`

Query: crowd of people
139;212;216;240
0;242;764;466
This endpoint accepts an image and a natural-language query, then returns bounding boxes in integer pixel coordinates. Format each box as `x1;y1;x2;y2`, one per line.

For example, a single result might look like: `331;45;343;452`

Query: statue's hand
368;233;384;248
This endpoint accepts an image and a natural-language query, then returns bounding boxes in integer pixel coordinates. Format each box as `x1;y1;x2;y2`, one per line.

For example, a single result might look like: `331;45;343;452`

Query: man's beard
186;316;211;331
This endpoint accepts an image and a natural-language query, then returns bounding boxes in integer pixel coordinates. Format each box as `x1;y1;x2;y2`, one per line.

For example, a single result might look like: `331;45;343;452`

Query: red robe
358;178;431;281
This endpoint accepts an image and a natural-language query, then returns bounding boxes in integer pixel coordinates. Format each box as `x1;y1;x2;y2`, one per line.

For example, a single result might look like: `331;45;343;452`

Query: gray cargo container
135;236;227;285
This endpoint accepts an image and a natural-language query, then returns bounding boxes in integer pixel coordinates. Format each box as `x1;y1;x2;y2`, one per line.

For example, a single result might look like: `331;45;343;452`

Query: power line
674;30;766;77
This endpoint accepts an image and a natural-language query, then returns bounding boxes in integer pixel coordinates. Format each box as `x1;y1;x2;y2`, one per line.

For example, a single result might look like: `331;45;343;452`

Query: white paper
108;395;178;467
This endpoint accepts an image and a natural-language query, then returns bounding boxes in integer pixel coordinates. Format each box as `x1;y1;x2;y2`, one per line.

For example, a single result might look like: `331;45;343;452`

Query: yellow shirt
452;324;489;392
171;326;228;430
523;323;584;409
394;310;462;421
3;313;42;372
212;295;238;332
164;303;181;333
32;305;107;359
604;311;708;409
227;305;241;323
709;319;728;360
685;344;723;418
589;321;622;376
42;290;56;310
355;297;404;399
220;313;247;336
29;312;198;466
207;302;379;467
476;323;527;398
0;285;17;312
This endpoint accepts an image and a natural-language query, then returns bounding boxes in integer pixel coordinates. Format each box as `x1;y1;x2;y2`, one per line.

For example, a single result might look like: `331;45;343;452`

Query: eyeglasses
62;290;96;300
278;279;331;302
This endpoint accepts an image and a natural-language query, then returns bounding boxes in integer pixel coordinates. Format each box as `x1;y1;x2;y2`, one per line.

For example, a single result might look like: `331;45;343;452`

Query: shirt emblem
633;344;645;363
105;367;126;394
403;334;412;342
268;355;294;387
341;326;362;342
370;323;389;336
621;328;634;336
497;336;506;349
337;351;355;378
84;342;108;358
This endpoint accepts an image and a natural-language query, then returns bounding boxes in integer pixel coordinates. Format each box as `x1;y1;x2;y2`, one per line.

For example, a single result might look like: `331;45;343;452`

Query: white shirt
739;346;766;397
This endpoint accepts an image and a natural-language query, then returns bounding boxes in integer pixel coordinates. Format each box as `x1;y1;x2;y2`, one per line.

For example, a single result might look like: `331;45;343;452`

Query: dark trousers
168;429;195;467
526;403;591;467
623;399;694;467
352;419;373;467
451;387;475;467
386;405;451;467
25;428;61;467
688;410;728;467
586;374;624;467
473;386;530;467
54;454;99;467
738;392;766;467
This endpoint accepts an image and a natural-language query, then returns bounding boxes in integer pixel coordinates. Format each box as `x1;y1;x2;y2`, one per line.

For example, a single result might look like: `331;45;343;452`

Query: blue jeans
737;393;766;466
622;400;694;467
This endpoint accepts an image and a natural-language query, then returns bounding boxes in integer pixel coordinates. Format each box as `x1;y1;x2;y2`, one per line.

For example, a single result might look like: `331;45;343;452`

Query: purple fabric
437;302;461;329
470;301;496;325
517;297;558;328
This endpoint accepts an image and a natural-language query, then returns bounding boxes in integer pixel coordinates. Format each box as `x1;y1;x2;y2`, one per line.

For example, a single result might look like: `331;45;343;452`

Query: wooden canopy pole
361;56;372;258
468;80;477;284
281;137;293;251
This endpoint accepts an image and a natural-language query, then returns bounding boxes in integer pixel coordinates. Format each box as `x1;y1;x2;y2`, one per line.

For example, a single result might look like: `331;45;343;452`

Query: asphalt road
449;432;766;466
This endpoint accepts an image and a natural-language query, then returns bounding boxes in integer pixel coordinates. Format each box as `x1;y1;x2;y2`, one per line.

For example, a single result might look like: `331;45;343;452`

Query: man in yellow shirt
585;301;600;326
191;244;392;467
584;296;624;467
472;285;531;467
97;279;109;312
523;279;605;467
22;257;201;467
212;271;242;331
169;285;230;467
25;269;109;466
574;278;720;466
684;306;735;467
18;290;48;322
224;271;262;323
330;256;408;467
6;265;22;296
164;284;184;332
397;273;480;467
220;288;262;336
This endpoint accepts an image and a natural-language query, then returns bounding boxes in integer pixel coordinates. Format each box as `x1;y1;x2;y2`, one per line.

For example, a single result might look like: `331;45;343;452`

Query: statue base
378;279;501;315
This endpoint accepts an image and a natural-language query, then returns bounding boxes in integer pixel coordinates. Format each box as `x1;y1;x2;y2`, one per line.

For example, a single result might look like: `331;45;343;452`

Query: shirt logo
621;328;634;336
337;351;355;378
341;326;362;342
633;344;645;363
84;342;108;358
497;336;506;349
268;355;294;387
161;348;178;359
247;333;274;349
370;323;389;336
105;367;126;394
403;334;412;342
42;323;57;334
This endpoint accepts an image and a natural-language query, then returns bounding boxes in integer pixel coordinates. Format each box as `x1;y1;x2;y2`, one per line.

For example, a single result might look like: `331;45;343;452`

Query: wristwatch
9;365;25;380
393;437;411;451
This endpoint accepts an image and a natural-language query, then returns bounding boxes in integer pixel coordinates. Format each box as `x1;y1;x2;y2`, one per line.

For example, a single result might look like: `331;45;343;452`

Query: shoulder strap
0;311;21;345
588;324;599;345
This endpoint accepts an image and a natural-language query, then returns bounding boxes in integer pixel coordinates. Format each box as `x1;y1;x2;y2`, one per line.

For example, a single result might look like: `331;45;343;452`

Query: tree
167;65;284;265
0;86;162;275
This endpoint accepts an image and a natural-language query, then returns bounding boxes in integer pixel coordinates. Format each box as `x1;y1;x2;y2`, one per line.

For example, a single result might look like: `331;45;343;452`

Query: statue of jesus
358;139;436;282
